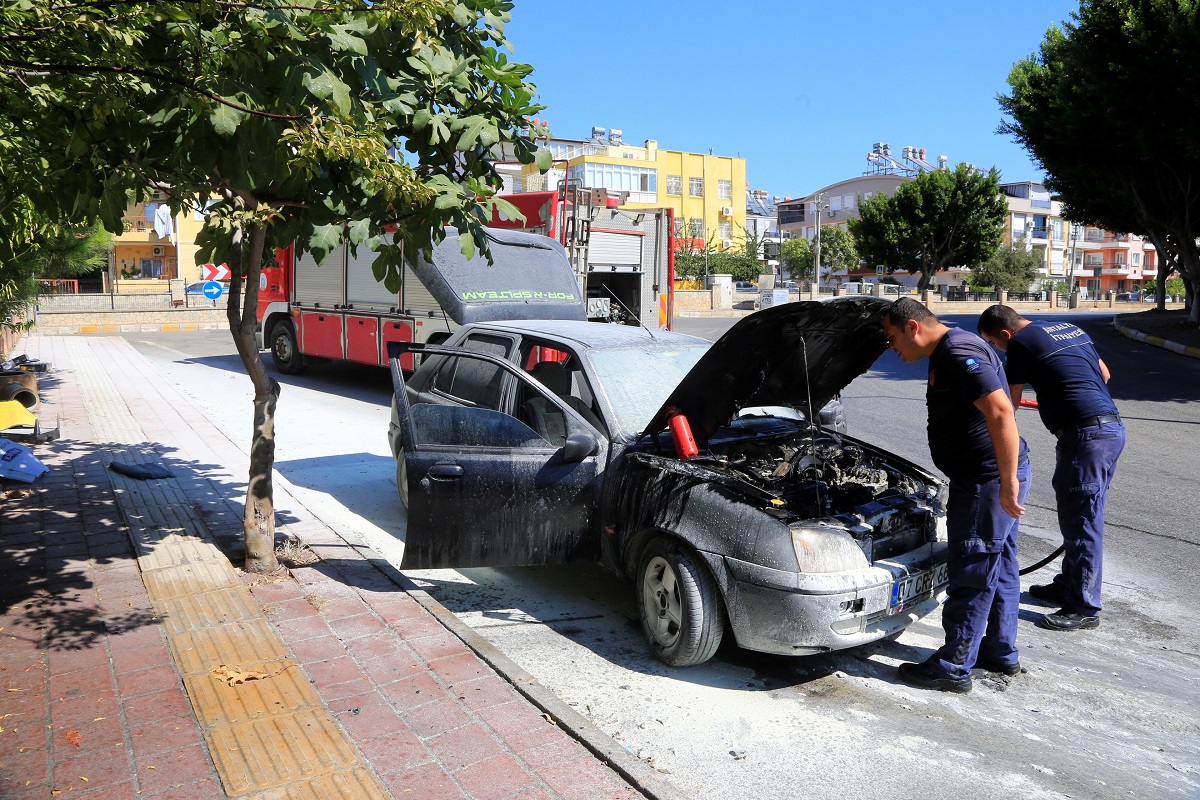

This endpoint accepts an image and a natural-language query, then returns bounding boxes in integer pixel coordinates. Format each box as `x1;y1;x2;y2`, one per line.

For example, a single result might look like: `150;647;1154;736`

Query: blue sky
504;1;1081;199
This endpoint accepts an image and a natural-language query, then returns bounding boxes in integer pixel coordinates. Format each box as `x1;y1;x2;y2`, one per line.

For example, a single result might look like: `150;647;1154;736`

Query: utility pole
812;192;828;298
1067;221;1082;302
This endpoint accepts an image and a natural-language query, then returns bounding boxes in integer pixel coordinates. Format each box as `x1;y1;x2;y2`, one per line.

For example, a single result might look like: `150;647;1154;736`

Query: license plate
890;562;949;613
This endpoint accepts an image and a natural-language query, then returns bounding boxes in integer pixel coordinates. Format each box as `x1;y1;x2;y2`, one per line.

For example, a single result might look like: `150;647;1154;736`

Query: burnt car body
387;228;948;667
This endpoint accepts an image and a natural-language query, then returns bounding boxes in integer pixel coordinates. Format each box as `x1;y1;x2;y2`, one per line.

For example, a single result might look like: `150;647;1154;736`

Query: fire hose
1014;396;1066;575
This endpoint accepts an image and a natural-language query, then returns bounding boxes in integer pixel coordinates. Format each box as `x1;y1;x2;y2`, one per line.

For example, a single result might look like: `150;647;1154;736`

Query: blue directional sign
202;280;225;300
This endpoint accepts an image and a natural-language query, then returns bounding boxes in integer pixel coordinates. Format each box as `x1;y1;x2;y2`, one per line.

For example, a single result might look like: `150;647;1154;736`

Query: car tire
270;320;306;375
638;538;724;667
395;450;409;513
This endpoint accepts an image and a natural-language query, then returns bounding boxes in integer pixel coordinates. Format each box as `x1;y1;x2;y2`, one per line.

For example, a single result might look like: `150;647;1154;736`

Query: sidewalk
0;335;672;800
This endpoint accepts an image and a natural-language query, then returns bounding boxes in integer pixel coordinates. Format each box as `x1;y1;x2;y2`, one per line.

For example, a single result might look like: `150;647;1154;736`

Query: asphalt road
113;313;1200;800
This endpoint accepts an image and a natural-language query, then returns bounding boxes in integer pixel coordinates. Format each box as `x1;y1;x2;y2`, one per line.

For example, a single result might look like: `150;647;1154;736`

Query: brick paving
1;335;652;800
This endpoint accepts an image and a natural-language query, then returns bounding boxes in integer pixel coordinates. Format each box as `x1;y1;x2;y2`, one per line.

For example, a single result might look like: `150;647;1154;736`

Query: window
431;334;511;410
689;177;704;197
1113;252;1125;266
688;217;703;238
1132;252;1142;266
830;196;842;212
674;218;685;237
1085;253;1104;266
667;175;682;196
1052;219;1063;240
717;180;731;200
718;220;732;239
567;163;657;194
843;194;854;209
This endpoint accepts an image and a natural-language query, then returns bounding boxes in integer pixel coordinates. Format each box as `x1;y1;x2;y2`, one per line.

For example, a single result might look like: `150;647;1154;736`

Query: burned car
387;228;947;667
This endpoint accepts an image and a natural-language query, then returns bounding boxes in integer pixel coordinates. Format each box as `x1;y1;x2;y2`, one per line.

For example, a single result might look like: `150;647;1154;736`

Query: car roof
461;319;709;351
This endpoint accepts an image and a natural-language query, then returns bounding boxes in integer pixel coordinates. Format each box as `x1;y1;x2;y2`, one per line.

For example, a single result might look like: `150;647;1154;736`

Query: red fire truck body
255;190;674;375
255;240;449;374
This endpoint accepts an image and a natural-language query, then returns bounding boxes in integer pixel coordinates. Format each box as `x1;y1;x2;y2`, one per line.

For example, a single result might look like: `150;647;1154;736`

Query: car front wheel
270;320;306;375
638;538;724;667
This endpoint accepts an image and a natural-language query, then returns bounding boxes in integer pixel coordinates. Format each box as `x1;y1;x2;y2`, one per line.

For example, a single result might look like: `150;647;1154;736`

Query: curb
1112;317;1200;359
352;547;690;800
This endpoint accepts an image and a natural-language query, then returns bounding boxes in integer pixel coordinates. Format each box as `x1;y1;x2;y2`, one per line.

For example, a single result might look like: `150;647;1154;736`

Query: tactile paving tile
205;709;363;795
155;586;263;636
168;615;291;677
135;534;226;571
184;659;318;728
141;559;242;600
240;768;392;800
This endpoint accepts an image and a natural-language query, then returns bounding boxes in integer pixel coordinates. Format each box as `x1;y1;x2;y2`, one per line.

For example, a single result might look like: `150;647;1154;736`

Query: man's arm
975;388;1025;519
1008;382;1026;414
1098;357;1111;383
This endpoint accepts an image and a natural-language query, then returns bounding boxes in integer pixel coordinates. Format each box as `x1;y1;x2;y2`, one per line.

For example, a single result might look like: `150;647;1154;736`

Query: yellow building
518;128;746;252
109;191;207;289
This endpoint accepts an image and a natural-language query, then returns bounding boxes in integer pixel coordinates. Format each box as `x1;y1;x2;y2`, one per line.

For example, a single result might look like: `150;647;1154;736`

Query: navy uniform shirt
1004;320;1118;434
928;327;1027;481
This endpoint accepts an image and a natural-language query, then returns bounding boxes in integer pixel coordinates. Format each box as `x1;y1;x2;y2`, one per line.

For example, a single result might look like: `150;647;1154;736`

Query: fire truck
488;186;676;330
255;185;675;375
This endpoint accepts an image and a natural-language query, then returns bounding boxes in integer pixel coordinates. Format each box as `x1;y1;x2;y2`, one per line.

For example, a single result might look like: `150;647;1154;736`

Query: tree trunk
225;220;281;574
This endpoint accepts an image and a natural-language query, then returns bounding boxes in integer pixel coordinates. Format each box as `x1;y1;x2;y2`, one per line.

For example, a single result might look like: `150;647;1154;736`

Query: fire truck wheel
395;451;409;512
270;320;306;375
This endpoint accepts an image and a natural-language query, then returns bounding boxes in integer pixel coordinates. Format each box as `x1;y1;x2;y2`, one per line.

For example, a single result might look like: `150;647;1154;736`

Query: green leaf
326;27;368;56
533;146;553;171
209;101;245;136
304;224;344;266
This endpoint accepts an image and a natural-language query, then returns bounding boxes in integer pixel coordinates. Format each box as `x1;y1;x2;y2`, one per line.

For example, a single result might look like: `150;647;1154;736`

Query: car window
587;344;708;435
431;334;512;410
410;404;548;449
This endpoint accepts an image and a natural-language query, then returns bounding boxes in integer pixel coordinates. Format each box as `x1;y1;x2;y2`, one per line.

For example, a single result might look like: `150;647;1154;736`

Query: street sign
202;281;225;300
201;262;231;281
876;265;885;275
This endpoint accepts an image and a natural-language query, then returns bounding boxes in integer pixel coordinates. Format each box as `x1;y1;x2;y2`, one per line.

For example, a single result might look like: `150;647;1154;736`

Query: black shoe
975;658;1022;676
897;661;973;693
1028;582;1069;605
1038;610;1100;631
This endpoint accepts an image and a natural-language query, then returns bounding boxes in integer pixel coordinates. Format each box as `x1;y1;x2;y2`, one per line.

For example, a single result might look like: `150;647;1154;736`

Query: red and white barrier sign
201;263;231;281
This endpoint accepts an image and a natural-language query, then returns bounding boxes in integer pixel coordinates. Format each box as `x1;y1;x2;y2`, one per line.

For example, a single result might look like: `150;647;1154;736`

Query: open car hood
412;227;586;324
642;296;892;438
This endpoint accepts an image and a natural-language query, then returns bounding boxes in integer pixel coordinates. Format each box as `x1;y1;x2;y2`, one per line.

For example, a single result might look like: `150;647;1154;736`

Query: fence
36;291;229;313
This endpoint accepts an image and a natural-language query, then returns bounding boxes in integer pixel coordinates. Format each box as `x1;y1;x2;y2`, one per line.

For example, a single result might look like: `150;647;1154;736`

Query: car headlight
790;526;870;573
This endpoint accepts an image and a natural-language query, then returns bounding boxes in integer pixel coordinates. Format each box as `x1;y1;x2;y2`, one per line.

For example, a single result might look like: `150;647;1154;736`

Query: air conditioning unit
152;245;165;256
720;206;733;217
721;239;733;250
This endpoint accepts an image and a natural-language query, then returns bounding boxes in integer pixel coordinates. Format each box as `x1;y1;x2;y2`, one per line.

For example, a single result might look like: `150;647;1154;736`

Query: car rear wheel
638;538;724;667
270;320;306;375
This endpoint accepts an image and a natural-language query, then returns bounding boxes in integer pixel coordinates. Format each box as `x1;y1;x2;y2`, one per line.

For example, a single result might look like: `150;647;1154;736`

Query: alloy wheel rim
642;556;682;647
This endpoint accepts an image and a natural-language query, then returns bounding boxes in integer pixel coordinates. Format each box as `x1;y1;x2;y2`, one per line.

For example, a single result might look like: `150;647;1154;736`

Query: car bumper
705;542;948;656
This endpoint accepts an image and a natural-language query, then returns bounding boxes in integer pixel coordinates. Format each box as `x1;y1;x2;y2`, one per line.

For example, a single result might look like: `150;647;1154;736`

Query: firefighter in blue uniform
883;299;1031;693
978;305;1124;630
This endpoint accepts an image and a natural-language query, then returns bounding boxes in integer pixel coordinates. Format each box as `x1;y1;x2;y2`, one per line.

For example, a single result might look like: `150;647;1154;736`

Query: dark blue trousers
931;459;1032;679
1048;421;1125;617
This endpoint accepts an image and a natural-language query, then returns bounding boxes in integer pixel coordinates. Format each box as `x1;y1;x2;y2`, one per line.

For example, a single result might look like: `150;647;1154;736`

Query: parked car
735;281;757;292
184;281;229;295
387;229;948;667
782;280;800;290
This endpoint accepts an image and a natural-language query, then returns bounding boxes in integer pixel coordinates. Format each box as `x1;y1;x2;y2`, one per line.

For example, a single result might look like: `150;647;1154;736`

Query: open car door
388;342;606;569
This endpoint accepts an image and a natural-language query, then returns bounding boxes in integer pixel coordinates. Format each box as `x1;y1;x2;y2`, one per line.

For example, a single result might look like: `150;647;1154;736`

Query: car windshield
586;343;709;436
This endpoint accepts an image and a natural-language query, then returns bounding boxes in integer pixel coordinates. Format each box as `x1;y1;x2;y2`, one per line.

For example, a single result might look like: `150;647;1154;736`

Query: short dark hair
886;297;936;327
978;304;1023;335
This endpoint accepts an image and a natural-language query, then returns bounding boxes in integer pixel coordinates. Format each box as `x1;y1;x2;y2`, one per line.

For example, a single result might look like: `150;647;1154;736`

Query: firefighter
978;305;1125;631
883;299;1031;693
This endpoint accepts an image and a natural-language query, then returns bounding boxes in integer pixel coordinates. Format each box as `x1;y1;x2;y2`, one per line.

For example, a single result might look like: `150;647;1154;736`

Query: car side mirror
560;432;598;463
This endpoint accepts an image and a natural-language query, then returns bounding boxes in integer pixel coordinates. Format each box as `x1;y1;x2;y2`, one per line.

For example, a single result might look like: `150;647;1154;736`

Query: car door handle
427;464;464;478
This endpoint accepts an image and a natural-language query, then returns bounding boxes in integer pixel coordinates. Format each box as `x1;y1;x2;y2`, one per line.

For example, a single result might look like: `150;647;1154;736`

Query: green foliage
0;0;549;291
675;249;761;283
999;1;1200;320
781;237;813;280
1144;277;1187;297
849;165;1007;290
815;226;859;278
972;236;1041;292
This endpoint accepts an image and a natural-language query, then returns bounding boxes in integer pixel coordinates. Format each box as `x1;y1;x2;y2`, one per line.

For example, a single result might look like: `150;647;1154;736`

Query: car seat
523;361;605;445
